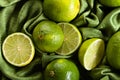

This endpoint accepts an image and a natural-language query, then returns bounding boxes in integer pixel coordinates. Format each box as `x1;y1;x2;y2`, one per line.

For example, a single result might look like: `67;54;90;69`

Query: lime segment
56;23;82;55
2;32;35;67
78;38;105;70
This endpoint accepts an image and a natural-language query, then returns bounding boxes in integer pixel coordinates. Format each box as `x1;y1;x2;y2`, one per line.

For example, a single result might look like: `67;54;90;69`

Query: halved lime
78;38;105;70
56;23;82;55
2;32;35;67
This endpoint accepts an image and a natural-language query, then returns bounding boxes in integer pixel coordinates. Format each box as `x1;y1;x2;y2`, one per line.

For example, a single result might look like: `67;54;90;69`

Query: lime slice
2;32;35;67
78;38;105;70
56;23;82;55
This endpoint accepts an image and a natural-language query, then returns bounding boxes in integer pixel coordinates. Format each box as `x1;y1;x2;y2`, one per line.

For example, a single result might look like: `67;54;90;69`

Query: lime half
56;23;82;55
78;38;105;70
2;32;35;67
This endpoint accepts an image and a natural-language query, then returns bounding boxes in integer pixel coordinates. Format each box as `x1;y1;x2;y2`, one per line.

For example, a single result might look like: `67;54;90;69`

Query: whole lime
106;31;120;70
99;0;120;7
43;0;80;22
32;20;64;52
44;58;80;80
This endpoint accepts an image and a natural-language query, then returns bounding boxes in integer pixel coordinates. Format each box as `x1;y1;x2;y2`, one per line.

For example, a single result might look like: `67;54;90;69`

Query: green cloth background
0;0;120;80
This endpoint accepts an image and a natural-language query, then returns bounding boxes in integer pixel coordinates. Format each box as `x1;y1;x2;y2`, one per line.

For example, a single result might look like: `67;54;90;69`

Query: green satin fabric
0;0;120;80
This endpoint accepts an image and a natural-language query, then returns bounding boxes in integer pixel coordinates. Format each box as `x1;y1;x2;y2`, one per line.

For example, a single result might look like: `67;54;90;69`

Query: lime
44;58;80;80
99;0;120;7
32;20;64;52
43;0;80;22
2;32;35;67
78;38;105;70
106;31;120;70
56;23;82;55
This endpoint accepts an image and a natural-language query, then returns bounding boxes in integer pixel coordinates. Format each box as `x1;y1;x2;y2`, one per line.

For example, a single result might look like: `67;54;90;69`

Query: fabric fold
0;0;44;79
0;0;21;7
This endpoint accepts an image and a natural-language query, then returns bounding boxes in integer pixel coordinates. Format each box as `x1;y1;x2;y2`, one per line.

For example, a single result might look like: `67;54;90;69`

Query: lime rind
32;21;64;52
106;31;120;69
2;32;35;67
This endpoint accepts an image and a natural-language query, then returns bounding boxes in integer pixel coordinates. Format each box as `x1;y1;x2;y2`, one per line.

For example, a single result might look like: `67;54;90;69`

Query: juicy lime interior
56;23;82;55
78;38;105;70
2;32;35;67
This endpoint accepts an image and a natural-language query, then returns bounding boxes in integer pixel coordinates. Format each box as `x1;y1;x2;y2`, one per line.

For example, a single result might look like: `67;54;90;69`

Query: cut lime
2;32;35;67
56;23;82;55
78;38;105;70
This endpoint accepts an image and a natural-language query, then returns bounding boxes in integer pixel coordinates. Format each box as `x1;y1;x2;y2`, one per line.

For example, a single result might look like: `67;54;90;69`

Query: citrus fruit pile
1;0;120;80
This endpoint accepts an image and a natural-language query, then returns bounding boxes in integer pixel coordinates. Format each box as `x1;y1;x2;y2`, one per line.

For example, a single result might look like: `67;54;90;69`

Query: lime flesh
2;32;35;67
78;38;105;70
56;23;82;55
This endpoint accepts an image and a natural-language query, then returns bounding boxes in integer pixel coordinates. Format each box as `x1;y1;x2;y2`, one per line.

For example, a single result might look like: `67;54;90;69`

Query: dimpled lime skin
44;59;80;80
106;31;120;70
32;21;64;52
43;0;80;22
99;0;120;7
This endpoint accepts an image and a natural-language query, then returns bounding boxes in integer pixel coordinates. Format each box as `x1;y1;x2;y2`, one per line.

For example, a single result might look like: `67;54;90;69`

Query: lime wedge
2;32;35;67
56;23;82;55
78;38;105;70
